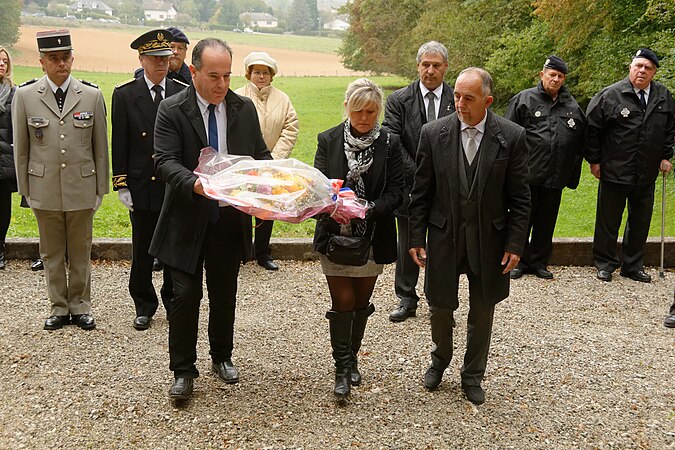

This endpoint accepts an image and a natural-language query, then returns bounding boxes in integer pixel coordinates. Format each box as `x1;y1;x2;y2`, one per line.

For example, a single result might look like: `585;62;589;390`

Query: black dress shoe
462;384;486;405
597;269;612;282
665;314;675;328
152;258;163;272
389;305;417;322
424;366;443;390
212;360;239;384
44;315;70;330
31;258;44;271
169;377;193;400
620;270;651;283
257;259;279;271
133;316;151;330
509;268;524;279
72;314;96;330
533;267;553;279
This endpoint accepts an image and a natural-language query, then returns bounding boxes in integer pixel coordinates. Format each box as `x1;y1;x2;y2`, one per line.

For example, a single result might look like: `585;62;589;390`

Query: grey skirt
319;247;384;277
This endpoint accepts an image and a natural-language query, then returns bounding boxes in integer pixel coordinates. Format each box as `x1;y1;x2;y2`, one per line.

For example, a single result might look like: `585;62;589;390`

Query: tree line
340;0;674;107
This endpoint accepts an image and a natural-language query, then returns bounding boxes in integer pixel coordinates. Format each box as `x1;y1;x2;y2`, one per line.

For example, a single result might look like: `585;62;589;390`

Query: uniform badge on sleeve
567;118;576;128
620;107;630;118
73;111;93;120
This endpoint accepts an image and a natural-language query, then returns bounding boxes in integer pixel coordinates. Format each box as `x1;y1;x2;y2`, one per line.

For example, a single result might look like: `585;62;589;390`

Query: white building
144;1;177;22
69;0;114;16
240;12;278;28
323;18;349;31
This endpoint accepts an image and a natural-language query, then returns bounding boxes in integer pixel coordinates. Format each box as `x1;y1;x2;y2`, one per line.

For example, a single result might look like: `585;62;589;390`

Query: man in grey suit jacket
383;41;455;323
409;68;530;405
150;38;271;401
13;30;109;331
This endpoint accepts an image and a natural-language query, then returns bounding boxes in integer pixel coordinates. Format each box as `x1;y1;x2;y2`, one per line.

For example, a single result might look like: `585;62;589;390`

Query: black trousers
394;215;420;308
167;207;244;379
519;185;563;270
129;209;172;317
593;180;655;273
254;217;273;261
429;259;495;387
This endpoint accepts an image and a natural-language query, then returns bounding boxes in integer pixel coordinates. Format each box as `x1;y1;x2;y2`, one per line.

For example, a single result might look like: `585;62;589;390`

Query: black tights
0;190;11;243
326;276;378;313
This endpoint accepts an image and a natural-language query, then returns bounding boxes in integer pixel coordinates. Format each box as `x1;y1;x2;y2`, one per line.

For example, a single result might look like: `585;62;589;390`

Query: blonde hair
0;46;13;86
343;77;383;119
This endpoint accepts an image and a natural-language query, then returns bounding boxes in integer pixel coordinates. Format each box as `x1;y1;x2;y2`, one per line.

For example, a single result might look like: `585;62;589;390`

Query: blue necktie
208;103;218;151
638;90;647;111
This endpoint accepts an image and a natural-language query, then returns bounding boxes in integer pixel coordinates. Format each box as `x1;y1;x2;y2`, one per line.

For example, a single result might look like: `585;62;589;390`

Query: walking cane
660;171;666;279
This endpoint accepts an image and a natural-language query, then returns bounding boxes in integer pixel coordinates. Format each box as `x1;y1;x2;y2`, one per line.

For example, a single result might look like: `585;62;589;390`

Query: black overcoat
150;85;271;274
408;111;530;309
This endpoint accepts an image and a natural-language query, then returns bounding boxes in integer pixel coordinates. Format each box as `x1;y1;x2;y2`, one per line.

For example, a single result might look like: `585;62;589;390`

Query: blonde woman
0;46;16;269
313;78;404;397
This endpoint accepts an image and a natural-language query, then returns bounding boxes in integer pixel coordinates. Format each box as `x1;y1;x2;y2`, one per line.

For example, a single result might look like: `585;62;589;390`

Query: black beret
543;55;568;74
633;48;659;68
167;27;189;45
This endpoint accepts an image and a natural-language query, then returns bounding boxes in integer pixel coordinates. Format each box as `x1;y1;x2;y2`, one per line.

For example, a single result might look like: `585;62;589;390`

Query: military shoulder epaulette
171;78;189;87
114;78;136;89
78;79;99;88
19;78;39;87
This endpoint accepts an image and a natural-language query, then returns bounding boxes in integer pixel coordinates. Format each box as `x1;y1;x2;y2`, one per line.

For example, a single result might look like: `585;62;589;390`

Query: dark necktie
55;87;65;112
638;89;647;111
426;91;436;121
208;103;219;151
152;85;163;108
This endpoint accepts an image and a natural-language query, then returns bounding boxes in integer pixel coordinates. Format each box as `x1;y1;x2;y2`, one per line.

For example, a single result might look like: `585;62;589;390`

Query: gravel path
0;261;673;449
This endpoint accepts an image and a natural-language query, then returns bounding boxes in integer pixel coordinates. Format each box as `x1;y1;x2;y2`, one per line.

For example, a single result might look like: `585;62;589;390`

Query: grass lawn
7;66;675;239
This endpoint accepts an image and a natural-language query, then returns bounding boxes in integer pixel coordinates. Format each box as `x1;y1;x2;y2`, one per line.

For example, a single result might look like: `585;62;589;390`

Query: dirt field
13;25;362;76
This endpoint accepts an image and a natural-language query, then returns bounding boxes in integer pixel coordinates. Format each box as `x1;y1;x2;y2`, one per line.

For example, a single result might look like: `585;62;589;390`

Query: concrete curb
4;237;675;268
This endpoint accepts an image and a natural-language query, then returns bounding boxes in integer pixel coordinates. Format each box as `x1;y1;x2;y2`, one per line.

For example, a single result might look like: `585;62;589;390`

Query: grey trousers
429;269;495;387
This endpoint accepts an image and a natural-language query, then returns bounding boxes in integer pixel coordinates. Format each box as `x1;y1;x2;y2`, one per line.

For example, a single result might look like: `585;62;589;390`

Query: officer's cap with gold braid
130;29;173;57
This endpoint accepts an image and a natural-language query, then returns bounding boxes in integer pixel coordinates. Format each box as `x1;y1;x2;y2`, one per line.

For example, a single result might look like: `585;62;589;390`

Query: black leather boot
326;310;353;398
0;242;5;270
350;303;375;386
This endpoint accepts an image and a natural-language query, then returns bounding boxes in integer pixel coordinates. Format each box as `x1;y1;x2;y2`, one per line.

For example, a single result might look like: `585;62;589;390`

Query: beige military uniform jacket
12;75;109;211
234;82;298;159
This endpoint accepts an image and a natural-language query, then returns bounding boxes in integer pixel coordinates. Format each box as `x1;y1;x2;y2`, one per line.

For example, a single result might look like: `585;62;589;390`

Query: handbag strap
365;132;390;241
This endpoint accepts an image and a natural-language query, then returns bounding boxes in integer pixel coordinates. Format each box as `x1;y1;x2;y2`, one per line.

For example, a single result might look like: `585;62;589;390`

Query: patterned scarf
343;119;379;235
0;83;10;114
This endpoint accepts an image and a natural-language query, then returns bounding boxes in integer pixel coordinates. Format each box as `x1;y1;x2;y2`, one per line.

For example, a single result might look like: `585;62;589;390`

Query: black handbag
325;234;371;266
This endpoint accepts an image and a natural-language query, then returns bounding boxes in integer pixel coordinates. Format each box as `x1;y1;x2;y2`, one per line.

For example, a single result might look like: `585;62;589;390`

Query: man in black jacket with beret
505;55;585;280
586;48;674;283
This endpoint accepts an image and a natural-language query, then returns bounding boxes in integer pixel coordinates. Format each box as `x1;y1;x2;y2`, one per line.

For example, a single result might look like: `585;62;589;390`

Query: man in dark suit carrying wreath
150;38;270;401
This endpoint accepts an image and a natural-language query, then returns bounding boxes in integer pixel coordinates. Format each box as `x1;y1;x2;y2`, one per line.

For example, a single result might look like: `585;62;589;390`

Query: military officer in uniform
586;48;674;283
12;29;109;330
505;56;586;280
135;27;191;85
112;30;188;330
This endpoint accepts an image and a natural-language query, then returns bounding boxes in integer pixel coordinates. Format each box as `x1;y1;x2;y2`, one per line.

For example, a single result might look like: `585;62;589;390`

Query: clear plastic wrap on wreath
194;147;369;224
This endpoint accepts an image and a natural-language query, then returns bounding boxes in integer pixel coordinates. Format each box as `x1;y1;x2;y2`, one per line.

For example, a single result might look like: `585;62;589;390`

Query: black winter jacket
505;82;585;189
0;86;17;191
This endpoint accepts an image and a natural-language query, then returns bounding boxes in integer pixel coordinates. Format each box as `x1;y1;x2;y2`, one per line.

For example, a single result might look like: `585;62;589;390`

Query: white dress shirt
460;112;488;154
195;91;228;154
143;75;166;101
419;81;444;121
46;76;71;94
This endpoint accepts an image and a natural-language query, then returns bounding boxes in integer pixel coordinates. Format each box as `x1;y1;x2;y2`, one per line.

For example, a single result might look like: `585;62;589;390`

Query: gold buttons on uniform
60;134;65;140
91;169;95;173
61;149;66;154
60;120;64;125
61;163;66;168
142;132;147;137
151;176;156;181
